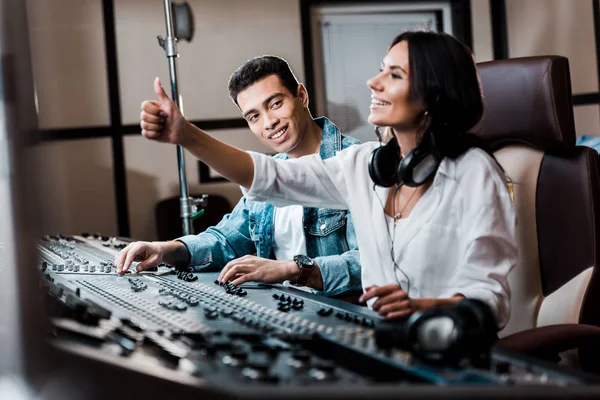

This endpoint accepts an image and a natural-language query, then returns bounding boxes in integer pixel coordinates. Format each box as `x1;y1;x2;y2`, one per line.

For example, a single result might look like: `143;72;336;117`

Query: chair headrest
472;56;576;150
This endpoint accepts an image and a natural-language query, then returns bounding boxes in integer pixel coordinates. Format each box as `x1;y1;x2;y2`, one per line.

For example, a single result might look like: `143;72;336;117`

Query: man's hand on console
115;240;186;275
218;255;299;286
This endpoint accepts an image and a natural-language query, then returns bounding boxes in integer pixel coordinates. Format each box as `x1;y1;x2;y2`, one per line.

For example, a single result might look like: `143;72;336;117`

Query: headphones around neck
368;128;442;188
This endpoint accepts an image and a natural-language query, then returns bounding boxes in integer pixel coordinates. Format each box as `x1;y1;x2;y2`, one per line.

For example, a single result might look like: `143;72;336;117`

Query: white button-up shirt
244;142;517;327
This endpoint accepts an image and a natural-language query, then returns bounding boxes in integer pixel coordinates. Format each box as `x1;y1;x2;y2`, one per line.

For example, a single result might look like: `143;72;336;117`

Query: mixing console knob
493;361;511;374
277;303;291;312
220;308;233;317
309;359;337;381
317;307;334;317
242;361;278;382
222;349;248;367
288;350;311;368
204;307;219;319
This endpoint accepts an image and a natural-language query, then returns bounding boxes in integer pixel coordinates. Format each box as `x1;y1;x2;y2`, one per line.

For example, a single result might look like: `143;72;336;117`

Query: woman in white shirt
139;31;517;328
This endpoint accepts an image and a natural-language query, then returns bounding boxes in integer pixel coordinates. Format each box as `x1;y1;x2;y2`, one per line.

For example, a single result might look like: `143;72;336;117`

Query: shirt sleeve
243;151;350;210
440;151;517;329
313;214;362;296
176;196;257;270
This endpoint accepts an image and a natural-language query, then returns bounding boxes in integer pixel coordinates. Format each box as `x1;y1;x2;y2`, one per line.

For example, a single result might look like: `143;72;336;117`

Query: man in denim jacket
116;56;361;296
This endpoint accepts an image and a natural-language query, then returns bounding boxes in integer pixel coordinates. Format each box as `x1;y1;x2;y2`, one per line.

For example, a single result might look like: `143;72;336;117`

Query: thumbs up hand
140;77;188;145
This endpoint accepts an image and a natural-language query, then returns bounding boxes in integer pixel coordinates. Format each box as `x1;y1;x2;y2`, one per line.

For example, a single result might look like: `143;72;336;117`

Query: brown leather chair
471;55;600;373
155;194;232;241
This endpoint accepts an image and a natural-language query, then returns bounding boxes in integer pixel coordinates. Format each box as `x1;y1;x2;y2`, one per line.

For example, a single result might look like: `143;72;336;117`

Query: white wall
471;0;493;62
31;138;118;236
27;0;110;128
505;0;599;137
26;0;600;240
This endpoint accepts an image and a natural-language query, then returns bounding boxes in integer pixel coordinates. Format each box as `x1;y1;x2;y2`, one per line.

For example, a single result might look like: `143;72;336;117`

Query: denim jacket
177;117;362;296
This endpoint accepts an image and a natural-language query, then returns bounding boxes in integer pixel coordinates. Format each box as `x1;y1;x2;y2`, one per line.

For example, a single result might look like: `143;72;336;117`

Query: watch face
294;255;314;267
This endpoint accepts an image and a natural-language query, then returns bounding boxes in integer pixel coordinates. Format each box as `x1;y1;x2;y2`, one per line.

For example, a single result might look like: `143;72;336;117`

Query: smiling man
115;56;362;297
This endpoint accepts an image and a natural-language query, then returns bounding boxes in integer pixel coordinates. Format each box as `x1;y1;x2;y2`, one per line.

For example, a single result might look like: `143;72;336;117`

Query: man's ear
297;84;309;109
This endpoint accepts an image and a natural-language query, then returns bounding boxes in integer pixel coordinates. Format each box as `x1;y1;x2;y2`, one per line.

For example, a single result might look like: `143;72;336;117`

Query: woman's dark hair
228;55;299;106
390;31;487;158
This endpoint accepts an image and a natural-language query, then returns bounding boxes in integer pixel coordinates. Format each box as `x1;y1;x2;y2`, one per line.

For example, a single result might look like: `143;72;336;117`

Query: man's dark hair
228;55;299;106
390;31;486;159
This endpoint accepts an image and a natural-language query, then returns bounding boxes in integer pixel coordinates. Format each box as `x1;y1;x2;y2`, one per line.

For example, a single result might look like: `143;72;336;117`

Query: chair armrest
496;324;600;372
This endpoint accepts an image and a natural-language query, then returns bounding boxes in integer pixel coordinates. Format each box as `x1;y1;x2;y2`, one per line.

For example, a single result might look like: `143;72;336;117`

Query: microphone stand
157;0;205;235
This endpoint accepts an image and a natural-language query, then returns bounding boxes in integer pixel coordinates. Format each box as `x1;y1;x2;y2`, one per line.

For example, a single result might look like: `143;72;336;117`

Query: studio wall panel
116;0;305;125
574;105;600;137
124;128;267;241
506;0;598;94
471;0;493;62
31;138;118;236
26;0;111;129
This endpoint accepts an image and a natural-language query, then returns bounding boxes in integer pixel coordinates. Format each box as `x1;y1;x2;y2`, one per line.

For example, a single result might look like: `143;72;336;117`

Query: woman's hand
359;284;416;320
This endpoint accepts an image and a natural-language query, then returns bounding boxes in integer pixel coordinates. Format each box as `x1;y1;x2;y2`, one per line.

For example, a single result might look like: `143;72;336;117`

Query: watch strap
292;256;314;286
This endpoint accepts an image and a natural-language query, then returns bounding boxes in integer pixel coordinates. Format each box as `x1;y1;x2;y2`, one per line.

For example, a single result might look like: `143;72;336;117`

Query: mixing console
38;234;597;394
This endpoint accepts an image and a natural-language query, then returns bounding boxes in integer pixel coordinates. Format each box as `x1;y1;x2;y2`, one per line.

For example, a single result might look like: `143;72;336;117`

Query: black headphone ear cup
368;143;400;188
398;148;441;187
405;307;463;362
454;299;499;348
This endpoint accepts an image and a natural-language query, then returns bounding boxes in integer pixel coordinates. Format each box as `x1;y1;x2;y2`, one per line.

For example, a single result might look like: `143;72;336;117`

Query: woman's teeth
371;99;391;106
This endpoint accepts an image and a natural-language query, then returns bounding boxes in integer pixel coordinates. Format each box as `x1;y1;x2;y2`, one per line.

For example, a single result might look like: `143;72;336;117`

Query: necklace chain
392;186;419;225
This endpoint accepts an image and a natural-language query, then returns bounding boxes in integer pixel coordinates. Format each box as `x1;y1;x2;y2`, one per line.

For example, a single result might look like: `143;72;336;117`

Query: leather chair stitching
529;62;551;141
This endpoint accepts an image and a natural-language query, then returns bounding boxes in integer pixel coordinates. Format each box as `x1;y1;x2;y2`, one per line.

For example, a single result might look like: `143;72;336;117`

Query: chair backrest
155;194;232;241
472;56;600;340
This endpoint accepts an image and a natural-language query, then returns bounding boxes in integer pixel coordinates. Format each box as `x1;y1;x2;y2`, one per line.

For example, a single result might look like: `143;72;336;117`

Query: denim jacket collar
274;117;341;161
